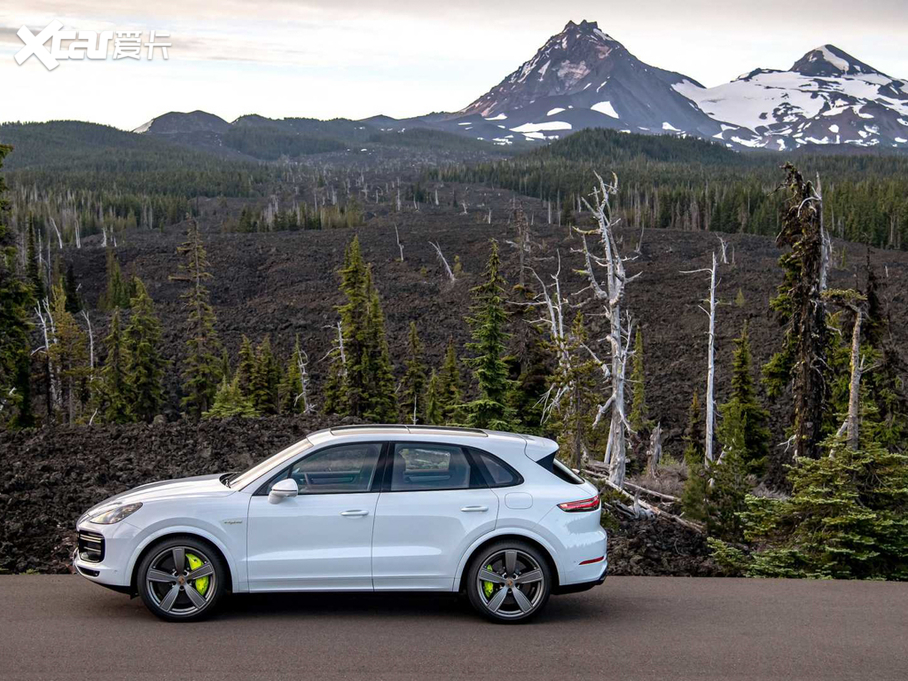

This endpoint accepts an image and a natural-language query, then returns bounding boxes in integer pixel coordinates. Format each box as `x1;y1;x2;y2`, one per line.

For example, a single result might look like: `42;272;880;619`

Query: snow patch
484;114;507;121
590;101;619;118
546;107;566;116
828;124;839;133
662;122;681;132
511;121;573;133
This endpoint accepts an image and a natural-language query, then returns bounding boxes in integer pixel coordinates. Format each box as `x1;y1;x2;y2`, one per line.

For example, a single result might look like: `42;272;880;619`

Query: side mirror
268;478;299;504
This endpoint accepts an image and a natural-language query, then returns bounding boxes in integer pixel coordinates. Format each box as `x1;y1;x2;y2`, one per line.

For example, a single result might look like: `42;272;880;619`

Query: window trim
381;441;487;493
468;446;525;489
253;441;388;496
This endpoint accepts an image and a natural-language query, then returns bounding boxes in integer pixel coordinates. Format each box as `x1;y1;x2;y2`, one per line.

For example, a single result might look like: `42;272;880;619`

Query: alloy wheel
476;549;545;619
145;545;217;616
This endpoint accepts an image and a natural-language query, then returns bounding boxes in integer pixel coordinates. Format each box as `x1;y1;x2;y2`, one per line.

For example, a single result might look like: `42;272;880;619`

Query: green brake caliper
482;564;495;598
186;552;210;596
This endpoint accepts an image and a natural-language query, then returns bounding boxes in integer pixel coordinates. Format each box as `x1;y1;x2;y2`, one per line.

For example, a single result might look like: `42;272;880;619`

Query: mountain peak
790;44;886;78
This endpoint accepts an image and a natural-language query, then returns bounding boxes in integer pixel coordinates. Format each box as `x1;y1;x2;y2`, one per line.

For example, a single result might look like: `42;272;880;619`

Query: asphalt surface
0;575;905;680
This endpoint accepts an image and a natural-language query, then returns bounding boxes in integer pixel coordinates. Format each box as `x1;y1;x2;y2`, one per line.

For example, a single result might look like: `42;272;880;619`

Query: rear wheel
466;541;551;623
137;537;225;622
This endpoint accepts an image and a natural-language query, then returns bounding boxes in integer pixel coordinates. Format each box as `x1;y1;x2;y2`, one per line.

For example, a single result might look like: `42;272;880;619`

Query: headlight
89;503;143;524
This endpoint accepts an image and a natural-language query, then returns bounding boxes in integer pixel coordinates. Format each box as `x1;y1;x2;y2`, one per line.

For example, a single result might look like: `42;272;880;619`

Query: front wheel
466;541;552;623
137;536;226;622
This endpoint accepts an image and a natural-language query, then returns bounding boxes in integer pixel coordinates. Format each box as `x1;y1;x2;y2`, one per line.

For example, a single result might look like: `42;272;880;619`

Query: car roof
305;424;557;462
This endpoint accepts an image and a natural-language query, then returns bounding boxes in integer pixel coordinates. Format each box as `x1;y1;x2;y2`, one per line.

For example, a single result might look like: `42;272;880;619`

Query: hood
80;474;234;522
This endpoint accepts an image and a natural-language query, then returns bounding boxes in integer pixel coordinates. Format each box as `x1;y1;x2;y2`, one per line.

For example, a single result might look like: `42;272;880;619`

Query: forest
1;122;907;580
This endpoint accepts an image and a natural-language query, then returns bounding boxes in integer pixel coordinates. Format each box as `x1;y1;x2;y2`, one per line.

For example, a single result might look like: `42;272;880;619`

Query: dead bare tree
429;241;456;284
48;216;63;249
646;423;663;477
394;225;404;262
296;346;315;415
575;172;640;487
682;251;719;462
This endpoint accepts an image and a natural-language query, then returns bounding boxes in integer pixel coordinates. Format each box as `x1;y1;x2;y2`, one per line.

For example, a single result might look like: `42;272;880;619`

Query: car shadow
215;589;608;624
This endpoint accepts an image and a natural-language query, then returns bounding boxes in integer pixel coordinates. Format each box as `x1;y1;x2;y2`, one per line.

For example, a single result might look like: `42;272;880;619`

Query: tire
466;540;552;623
137;536;226;622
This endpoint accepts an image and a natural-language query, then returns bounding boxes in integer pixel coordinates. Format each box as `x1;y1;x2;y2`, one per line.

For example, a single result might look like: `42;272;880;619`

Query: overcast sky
2;0;907;130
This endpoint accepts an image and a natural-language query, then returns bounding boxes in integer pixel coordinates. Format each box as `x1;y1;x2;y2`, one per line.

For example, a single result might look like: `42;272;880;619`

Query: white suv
73;425;607;623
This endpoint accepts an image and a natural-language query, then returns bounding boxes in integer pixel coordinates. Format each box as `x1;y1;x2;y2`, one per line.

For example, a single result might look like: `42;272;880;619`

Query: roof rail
329;424;487;437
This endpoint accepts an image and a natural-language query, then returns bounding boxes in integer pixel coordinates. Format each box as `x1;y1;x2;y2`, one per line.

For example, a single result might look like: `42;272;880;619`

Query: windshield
227;437;314;490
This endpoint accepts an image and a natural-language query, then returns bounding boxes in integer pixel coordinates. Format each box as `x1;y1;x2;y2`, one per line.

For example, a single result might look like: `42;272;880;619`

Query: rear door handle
461;505;489;513
341;509;369;517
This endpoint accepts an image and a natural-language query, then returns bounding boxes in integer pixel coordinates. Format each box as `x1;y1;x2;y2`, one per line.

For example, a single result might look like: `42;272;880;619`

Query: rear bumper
553;566;607;595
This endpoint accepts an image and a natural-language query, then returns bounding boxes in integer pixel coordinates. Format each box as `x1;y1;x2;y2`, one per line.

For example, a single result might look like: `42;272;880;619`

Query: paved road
0;575;905;680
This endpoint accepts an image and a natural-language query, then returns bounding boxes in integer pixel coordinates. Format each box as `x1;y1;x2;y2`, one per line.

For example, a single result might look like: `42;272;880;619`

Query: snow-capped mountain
674;45;908;151
455;20;723;145
448;22;908;151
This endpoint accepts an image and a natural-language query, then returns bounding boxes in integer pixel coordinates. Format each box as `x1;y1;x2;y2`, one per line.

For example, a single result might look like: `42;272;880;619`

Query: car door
371;442;499;591
246;441;384;592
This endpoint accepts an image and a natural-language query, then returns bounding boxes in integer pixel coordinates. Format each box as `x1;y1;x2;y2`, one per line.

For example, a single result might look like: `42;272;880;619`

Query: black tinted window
287;443;381;493
390;444;476;491
471;448;522;487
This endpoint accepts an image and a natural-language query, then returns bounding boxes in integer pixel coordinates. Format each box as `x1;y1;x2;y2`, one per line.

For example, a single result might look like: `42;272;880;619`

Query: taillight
558;496;601;512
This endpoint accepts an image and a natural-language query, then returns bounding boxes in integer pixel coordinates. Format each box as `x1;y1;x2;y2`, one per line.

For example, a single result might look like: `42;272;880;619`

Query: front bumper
72;520;141;589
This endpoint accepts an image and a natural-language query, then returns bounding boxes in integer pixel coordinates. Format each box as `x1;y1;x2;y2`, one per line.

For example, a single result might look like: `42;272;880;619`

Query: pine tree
548;313;602;469
361;274;398;422
425;369;443;425
204;376;259;419
683;389;705;467
0;144;34;428
464;241;514;430
508;289;551;434
96;310;133;424
337;236;370;417
436;338;465;424
763;164;830;477
124;277;164;422
629;328;653;435
249;336;281;415
47;285;89;424
63;261;81;314
718;321;770;474
734;422;908;579
235;335;256;395
400;322;427;424
102;249;131;310
26;215;44;303
171;218;221;418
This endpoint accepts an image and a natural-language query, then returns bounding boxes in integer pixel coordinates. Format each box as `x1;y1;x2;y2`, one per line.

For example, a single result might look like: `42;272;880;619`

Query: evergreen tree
718;321;770;474
322;342;348;416
26;215;44;303
63;261;81;314
683;389;705;467
235;335;256;395
171;218;221;418
732;422;908;579
96;310;133;424
436;339;465;425
361;274;398;422
424;369;443;425
102;249;131;310
629;328;653;434
763;164;831;478
0;144;34;428
400;322;427;424
508;289;551;434
124;278;165;422
463;241;514;430
47;285;89;424
548;313;602;469
249;336;281;415
204;376;259;418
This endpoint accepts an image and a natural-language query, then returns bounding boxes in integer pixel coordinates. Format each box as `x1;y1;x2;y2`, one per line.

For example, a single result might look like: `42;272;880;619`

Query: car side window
390;443;480;491
286;443;382;494
470;448;522;487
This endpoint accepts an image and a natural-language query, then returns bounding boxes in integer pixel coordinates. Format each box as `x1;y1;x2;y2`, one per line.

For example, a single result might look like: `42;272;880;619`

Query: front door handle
341;509;369;517
461;505;489;512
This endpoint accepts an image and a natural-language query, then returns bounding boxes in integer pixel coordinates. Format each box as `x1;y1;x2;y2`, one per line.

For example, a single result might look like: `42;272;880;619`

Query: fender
125;522;246;593
451;527;565;592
